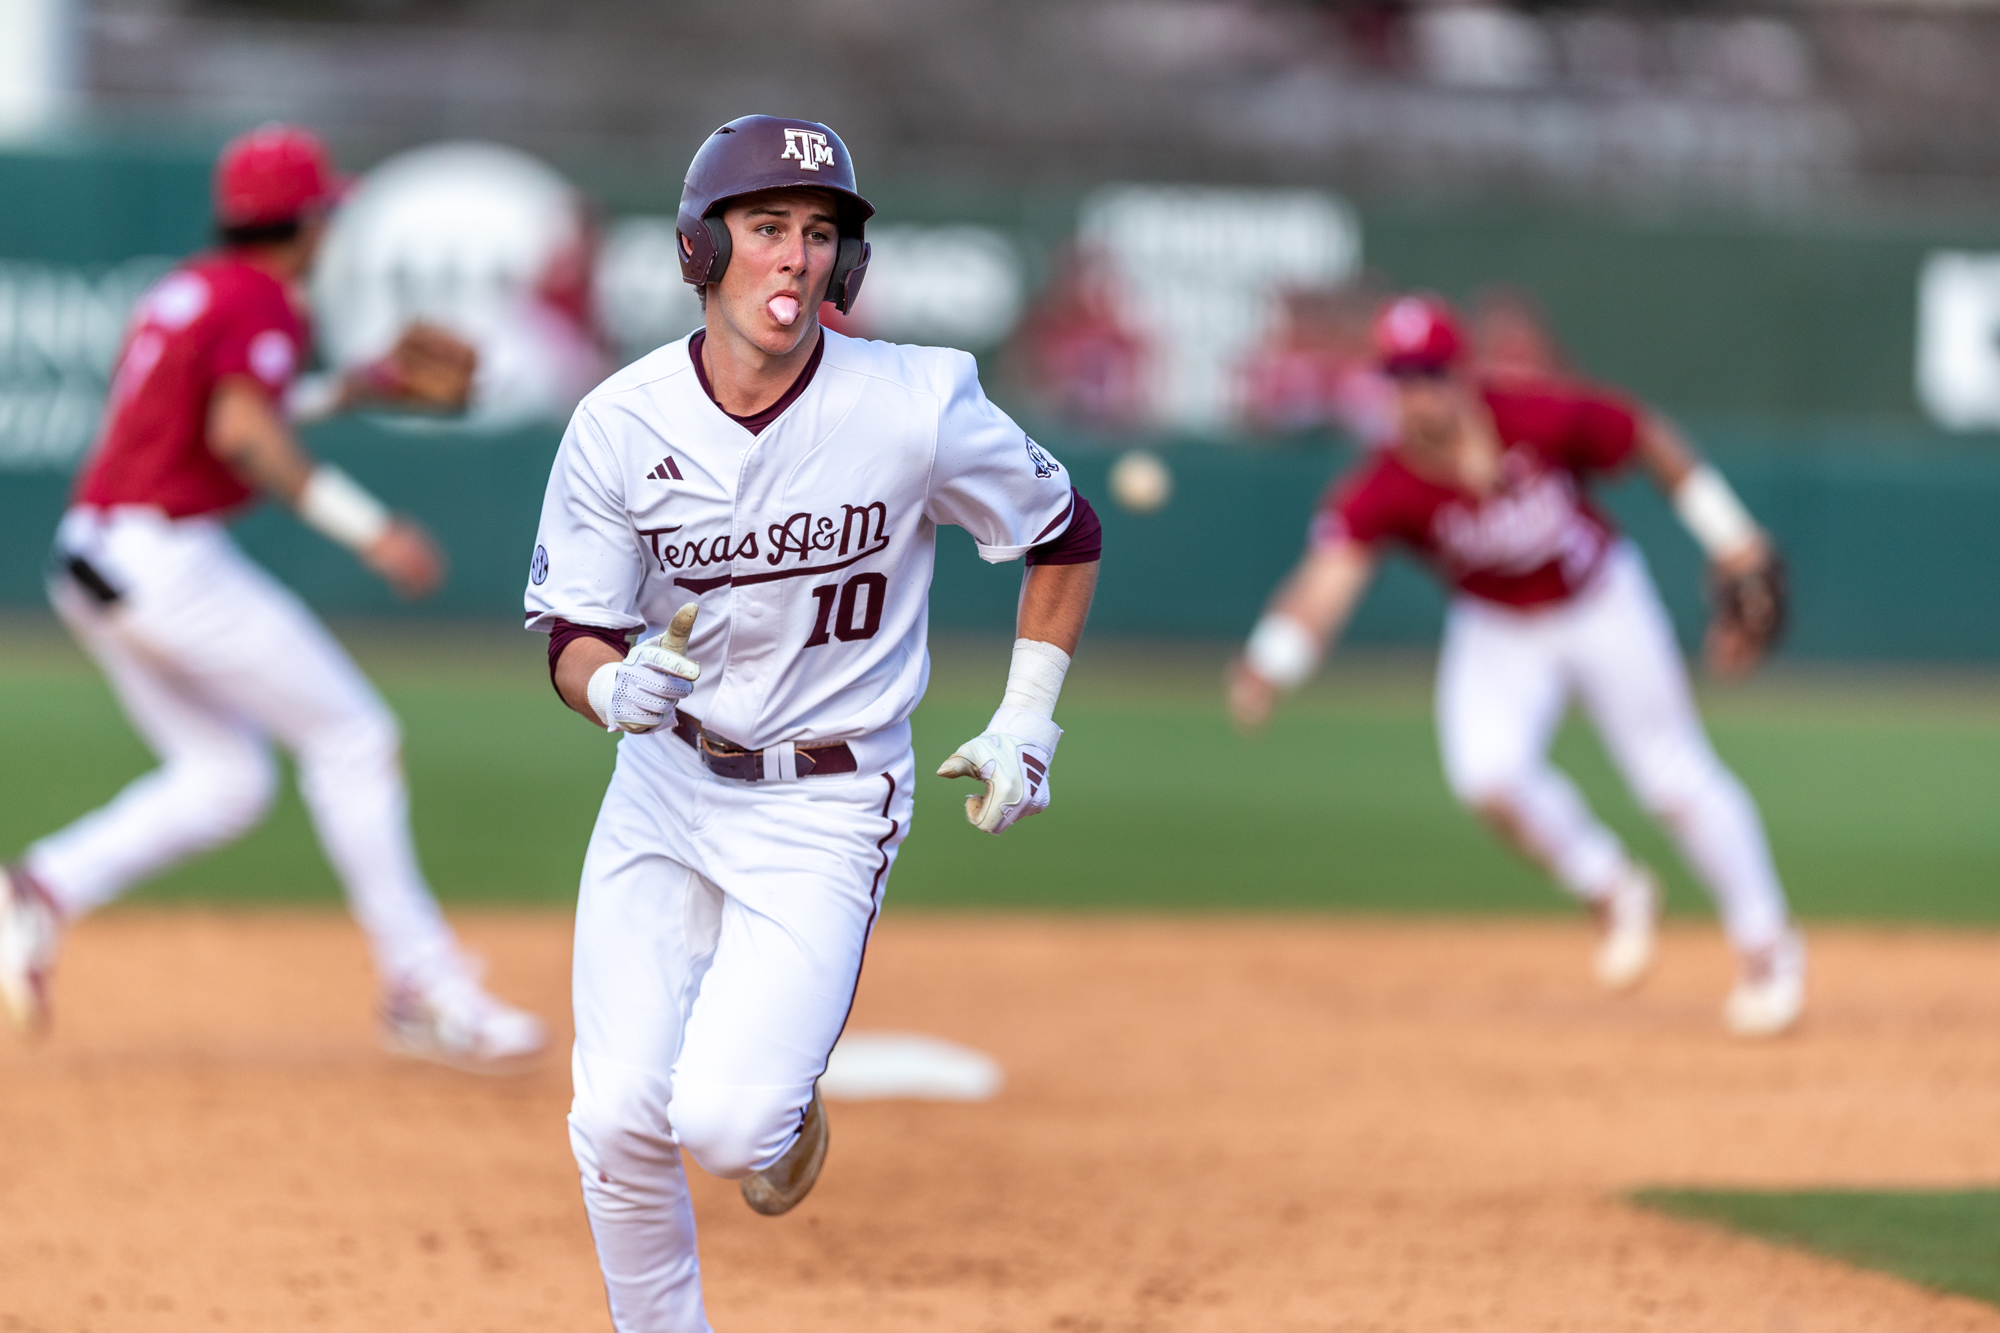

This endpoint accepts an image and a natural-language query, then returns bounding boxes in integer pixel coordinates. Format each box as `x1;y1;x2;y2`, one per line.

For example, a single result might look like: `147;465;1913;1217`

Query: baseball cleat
379;972;547;1074
741;1086;828;1217
1724;928;1806;1038
1592;864;1660;992
0;864;61;1038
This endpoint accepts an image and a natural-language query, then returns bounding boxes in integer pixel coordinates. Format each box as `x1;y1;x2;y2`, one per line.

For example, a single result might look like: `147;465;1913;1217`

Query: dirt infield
5;912;2000;1332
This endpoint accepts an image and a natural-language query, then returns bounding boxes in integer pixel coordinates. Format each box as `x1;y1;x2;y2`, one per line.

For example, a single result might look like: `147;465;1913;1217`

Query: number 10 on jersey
804;573;887;646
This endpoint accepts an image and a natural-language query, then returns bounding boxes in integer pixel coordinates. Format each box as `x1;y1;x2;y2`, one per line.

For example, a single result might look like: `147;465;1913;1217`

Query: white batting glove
937;705;1061;835
587;602;701;735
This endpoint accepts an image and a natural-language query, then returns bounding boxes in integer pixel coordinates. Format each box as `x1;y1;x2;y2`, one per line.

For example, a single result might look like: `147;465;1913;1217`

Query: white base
820;1030;1003;1102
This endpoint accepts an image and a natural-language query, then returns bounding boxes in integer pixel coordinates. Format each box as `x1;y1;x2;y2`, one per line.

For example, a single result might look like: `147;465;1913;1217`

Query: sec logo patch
530;544;549;585
1025;437;1059;479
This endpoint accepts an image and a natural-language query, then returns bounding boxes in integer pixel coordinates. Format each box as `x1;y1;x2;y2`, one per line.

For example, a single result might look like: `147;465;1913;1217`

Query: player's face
713;190;840;357
296;214;331;275
1393;371;1471;458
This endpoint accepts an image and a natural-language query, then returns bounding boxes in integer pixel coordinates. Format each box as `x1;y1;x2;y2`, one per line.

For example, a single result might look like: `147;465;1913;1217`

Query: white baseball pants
568;727;913;1333
25;506;462;989
1435;542;1790;954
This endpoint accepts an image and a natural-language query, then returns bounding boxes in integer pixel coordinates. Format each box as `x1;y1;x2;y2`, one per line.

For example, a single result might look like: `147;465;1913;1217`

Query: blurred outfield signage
1916;252;2000;432
0;256;168;469
0;139;1040;470
1081;184;1361;432
9;138;2000;473
9;141;2000;659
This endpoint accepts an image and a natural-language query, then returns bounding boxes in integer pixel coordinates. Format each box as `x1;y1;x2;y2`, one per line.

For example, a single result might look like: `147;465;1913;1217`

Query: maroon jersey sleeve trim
1026;488;1102;566
547;618;634;692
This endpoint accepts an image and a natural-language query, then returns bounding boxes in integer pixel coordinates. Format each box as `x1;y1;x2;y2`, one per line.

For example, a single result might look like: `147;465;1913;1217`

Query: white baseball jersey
525;328;1076;753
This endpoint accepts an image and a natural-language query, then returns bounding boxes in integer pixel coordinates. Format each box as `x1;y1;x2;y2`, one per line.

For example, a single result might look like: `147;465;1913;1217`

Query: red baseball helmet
215;123;346;229
1374;293;1466;376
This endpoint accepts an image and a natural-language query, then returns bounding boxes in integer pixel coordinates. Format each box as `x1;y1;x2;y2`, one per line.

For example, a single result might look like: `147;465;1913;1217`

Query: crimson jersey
1312;380;1641;609
74;253;307;519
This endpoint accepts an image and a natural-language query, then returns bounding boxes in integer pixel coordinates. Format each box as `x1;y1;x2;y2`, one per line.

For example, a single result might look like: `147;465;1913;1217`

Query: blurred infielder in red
528;115;1100;1331
1230;294;1803;1037
0;124;545;1071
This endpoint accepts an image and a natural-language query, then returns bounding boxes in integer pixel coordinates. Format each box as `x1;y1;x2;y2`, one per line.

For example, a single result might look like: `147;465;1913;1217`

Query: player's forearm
1244;544;1375;689
1639;415;1767;567
1016;560;1097;656
1635;414;1699;493
1275;544;1374;643
555;637;628;724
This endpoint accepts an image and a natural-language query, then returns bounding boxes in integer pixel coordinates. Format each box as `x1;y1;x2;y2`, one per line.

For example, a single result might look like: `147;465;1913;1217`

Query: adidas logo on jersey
648;457;685;481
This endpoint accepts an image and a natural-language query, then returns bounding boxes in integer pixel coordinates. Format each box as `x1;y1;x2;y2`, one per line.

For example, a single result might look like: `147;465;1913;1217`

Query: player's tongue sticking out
767;294;800;327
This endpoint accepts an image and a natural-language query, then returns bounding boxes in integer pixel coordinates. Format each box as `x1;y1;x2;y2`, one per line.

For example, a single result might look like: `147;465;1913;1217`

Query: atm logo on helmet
781;129;835;172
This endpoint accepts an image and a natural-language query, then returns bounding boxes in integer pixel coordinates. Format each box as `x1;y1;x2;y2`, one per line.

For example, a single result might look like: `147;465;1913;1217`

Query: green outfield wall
4;416;2000;663
10;138;2000;425
6;140;2000;660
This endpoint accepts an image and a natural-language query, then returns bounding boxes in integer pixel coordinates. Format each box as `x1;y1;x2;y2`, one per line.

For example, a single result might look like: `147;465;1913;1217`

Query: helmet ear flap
702;215;732;285
827;237;870;315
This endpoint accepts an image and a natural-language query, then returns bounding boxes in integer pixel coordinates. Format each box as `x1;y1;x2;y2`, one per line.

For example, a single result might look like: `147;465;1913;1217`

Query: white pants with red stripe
26;505;462;989
1436;542;1791;954
568;726;912;1333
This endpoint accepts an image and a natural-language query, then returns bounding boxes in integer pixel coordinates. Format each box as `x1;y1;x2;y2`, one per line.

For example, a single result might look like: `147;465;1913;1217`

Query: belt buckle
695;728;759;780
697;729;746;760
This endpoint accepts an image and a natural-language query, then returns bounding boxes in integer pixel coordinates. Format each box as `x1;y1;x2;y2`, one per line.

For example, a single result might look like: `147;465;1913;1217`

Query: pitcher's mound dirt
4;912;2000;1332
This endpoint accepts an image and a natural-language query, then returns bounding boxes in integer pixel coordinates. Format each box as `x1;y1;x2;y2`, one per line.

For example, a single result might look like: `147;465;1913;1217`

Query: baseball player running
527;115;1100;1331
1229;294;1803;1037
0;124;546;1071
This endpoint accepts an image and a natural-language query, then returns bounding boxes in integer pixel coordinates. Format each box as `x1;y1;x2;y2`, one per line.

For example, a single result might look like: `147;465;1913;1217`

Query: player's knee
1446;762;1526;815
1625;743;1724;819
340;701;403;765
570;1061;677;1183
173;744;278;841
299;700;403;781
669;1078;804;1180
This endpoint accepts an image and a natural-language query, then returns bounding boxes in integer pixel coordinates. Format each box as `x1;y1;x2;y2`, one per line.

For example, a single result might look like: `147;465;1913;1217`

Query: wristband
299;466;391;552
1673;465;1758;561
586;661;621;733
986;703;1062;754
999;638;1071;720
1245;613;1317;689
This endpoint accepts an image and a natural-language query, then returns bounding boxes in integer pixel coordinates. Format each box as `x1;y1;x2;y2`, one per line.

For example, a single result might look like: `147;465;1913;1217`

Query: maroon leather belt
672;711;858;781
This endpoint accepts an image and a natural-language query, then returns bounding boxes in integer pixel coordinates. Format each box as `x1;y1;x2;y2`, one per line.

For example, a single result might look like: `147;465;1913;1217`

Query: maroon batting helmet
676;115;874;315
1374;293;1466;377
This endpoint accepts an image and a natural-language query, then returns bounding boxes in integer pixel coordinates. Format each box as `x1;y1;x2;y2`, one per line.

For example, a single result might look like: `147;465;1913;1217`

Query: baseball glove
1706;552;1788;677
365;323;479;413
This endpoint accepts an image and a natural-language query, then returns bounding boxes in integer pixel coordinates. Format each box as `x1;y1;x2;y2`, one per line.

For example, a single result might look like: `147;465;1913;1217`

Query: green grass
3;613;2000;919
1634;1189;2000;1308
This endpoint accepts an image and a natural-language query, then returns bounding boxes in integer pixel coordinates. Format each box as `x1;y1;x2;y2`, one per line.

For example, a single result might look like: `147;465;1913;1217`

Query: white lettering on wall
0;256;170;470
1918;251;2000;432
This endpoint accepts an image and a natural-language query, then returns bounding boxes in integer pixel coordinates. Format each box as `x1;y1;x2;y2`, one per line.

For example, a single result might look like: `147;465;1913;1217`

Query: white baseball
1109;449;1172;514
